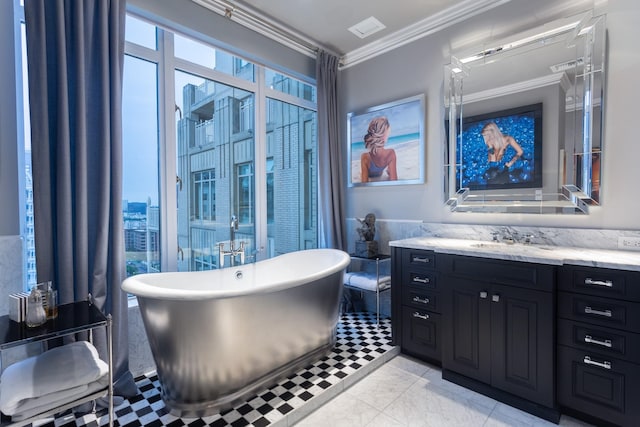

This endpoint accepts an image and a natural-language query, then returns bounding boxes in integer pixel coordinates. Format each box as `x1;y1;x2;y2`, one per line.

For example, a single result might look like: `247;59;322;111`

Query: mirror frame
444;12;606;214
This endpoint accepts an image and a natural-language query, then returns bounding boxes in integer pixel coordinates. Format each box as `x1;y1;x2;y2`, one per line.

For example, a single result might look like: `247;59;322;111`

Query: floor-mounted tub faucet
219;215;245;268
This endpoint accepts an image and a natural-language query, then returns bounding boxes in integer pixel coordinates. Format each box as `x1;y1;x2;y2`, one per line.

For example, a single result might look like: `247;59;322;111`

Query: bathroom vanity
390;238;640;427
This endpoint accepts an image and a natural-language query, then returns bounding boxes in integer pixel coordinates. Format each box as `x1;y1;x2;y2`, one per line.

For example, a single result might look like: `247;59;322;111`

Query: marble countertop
389;237;640;272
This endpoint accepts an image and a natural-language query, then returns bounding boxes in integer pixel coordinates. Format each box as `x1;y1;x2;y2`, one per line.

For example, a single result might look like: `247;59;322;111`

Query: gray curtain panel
24;0;136;397
316;50;346;250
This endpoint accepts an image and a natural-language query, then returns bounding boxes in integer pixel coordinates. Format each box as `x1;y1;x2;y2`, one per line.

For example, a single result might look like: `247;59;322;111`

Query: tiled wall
128;304;155;377
0;235;24;317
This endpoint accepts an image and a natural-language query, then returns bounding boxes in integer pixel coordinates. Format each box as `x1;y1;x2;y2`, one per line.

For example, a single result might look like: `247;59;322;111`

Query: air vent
550;57;584;73
348;16;386;39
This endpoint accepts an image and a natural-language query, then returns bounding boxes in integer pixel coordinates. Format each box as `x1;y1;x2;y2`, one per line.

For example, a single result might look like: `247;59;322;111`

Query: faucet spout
230;215;238;248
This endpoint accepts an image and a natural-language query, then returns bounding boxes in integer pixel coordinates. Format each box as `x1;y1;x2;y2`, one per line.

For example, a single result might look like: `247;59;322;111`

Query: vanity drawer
402;249;436;270
559;265;640;302
438;254;555;292
557;344;640;427
558;291;640;332
558;318;640;363
402;286;439;312
404;270;437;290
401;306;441;363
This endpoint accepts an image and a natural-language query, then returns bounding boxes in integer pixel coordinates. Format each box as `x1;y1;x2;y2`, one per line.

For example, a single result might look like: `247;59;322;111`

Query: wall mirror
444;11;606;214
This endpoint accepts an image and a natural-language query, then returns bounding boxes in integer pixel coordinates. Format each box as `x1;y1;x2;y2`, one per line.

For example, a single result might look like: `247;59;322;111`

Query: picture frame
347;94;425;187
453;103;543;191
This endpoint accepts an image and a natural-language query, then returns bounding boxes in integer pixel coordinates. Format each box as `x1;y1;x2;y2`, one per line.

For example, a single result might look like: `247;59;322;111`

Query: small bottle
44;282;58;319
26;288;47;327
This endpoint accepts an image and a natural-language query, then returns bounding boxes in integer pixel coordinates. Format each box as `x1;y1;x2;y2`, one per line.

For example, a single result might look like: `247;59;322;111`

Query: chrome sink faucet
219;215;245;268
493;227;535;245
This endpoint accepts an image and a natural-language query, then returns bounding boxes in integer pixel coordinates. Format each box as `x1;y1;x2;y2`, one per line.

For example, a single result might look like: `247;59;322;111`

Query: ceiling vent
550;57;584;73
348;16;386;39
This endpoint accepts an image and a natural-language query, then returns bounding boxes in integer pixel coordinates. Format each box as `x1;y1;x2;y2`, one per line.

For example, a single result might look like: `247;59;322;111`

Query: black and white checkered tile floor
35;312;396;427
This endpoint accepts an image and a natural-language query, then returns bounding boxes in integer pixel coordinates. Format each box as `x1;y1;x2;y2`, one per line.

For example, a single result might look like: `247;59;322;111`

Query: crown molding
340;0;512;69
191;0;321;59
192;0;513;67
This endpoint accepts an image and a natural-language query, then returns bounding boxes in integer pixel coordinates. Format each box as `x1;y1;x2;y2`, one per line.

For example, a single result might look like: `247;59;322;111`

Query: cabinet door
442;277;491;384
401;306;441;362
491;284;554;408
558;344;640;427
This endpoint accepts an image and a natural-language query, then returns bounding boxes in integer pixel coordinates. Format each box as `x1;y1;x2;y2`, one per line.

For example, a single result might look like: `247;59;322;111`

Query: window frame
124;10;317;271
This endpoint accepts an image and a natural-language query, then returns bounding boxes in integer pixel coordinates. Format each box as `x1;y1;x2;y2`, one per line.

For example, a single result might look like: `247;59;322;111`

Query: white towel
0;341;109;416
344;272;391;292
9;376;109;421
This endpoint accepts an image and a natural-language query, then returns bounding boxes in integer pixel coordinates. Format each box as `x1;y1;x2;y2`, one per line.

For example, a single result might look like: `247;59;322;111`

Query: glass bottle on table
26;287;47;327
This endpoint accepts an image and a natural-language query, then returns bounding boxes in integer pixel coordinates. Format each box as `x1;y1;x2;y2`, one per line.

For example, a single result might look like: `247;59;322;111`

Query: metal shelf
346;254;391;325
0;298;113;427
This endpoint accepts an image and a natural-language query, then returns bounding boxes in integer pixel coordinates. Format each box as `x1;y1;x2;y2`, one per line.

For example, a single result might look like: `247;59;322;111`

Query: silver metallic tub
122;248;350;416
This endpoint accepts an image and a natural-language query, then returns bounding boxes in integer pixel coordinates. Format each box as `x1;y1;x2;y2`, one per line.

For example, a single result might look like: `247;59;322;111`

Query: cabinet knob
492;294;500;303
479;291;488;299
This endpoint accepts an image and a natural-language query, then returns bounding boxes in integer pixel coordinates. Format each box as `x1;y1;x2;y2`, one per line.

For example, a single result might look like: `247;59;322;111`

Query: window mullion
254;66;268;261
159;29;178;272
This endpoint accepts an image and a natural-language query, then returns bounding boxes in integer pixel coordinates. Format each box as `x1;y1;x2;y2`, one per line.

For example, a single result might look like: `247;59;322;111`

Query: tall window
120;13;319;274
123;17;160;277
20;19;36;289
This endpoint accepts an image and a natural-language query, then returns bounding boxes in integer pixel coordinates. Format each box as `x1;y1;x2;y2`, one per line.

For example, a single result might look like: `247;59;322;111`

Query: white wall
342;0;640;230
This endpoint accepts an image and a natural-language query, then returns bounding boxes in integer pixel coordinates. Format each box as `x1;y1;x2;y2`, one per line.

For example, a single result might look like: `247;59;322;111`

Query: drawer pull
412;277;430;284
584;306;612;317
413;312;430;320
585;277;613;288
584;335;612;348
412;296;430;304
583;355;611;370
412;256;430;264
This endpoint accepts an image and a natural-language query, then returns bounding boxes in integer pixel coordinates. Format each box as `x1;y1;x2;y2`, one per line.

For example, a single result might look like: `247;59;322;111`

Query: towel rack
0;297;113;427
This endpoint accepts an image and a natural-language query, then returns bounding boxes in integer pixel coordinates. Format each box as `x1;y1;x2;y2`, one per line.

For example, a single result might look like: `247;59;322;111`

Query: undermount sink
469;242;555;251
469;242;504;249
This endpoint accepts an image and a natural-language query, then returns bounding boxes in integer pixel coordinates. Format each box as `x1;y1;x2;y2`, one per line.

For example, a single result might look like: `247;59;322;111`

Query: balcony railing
195;119;215;146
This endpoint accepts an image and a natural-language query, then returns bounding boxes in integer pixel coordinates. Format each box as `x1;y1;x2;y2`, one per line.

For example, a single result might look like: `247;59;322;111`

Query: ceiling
193;0;513;67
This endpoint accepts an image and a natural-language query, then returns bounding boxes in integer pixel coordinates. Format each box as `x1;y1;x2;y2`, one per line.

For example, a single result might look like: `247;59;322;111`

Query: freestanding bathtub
122;248;350;416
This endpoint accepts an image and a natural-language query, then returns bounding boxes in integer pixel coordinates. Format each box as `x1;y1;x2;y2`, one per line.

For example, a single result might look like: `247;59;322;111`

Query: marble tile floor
296;355;598;427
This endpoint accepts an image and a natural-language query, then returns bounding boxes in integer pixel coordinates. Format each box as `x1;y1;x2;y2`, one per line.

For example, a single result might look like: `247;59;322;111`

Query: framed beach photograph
347;94;425;187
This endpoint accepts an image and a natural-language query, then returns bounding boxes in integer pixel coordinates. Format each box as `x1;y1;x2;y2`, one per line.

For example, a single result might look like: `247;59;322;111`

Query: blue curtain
316;50;346;250
24;0;136;398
